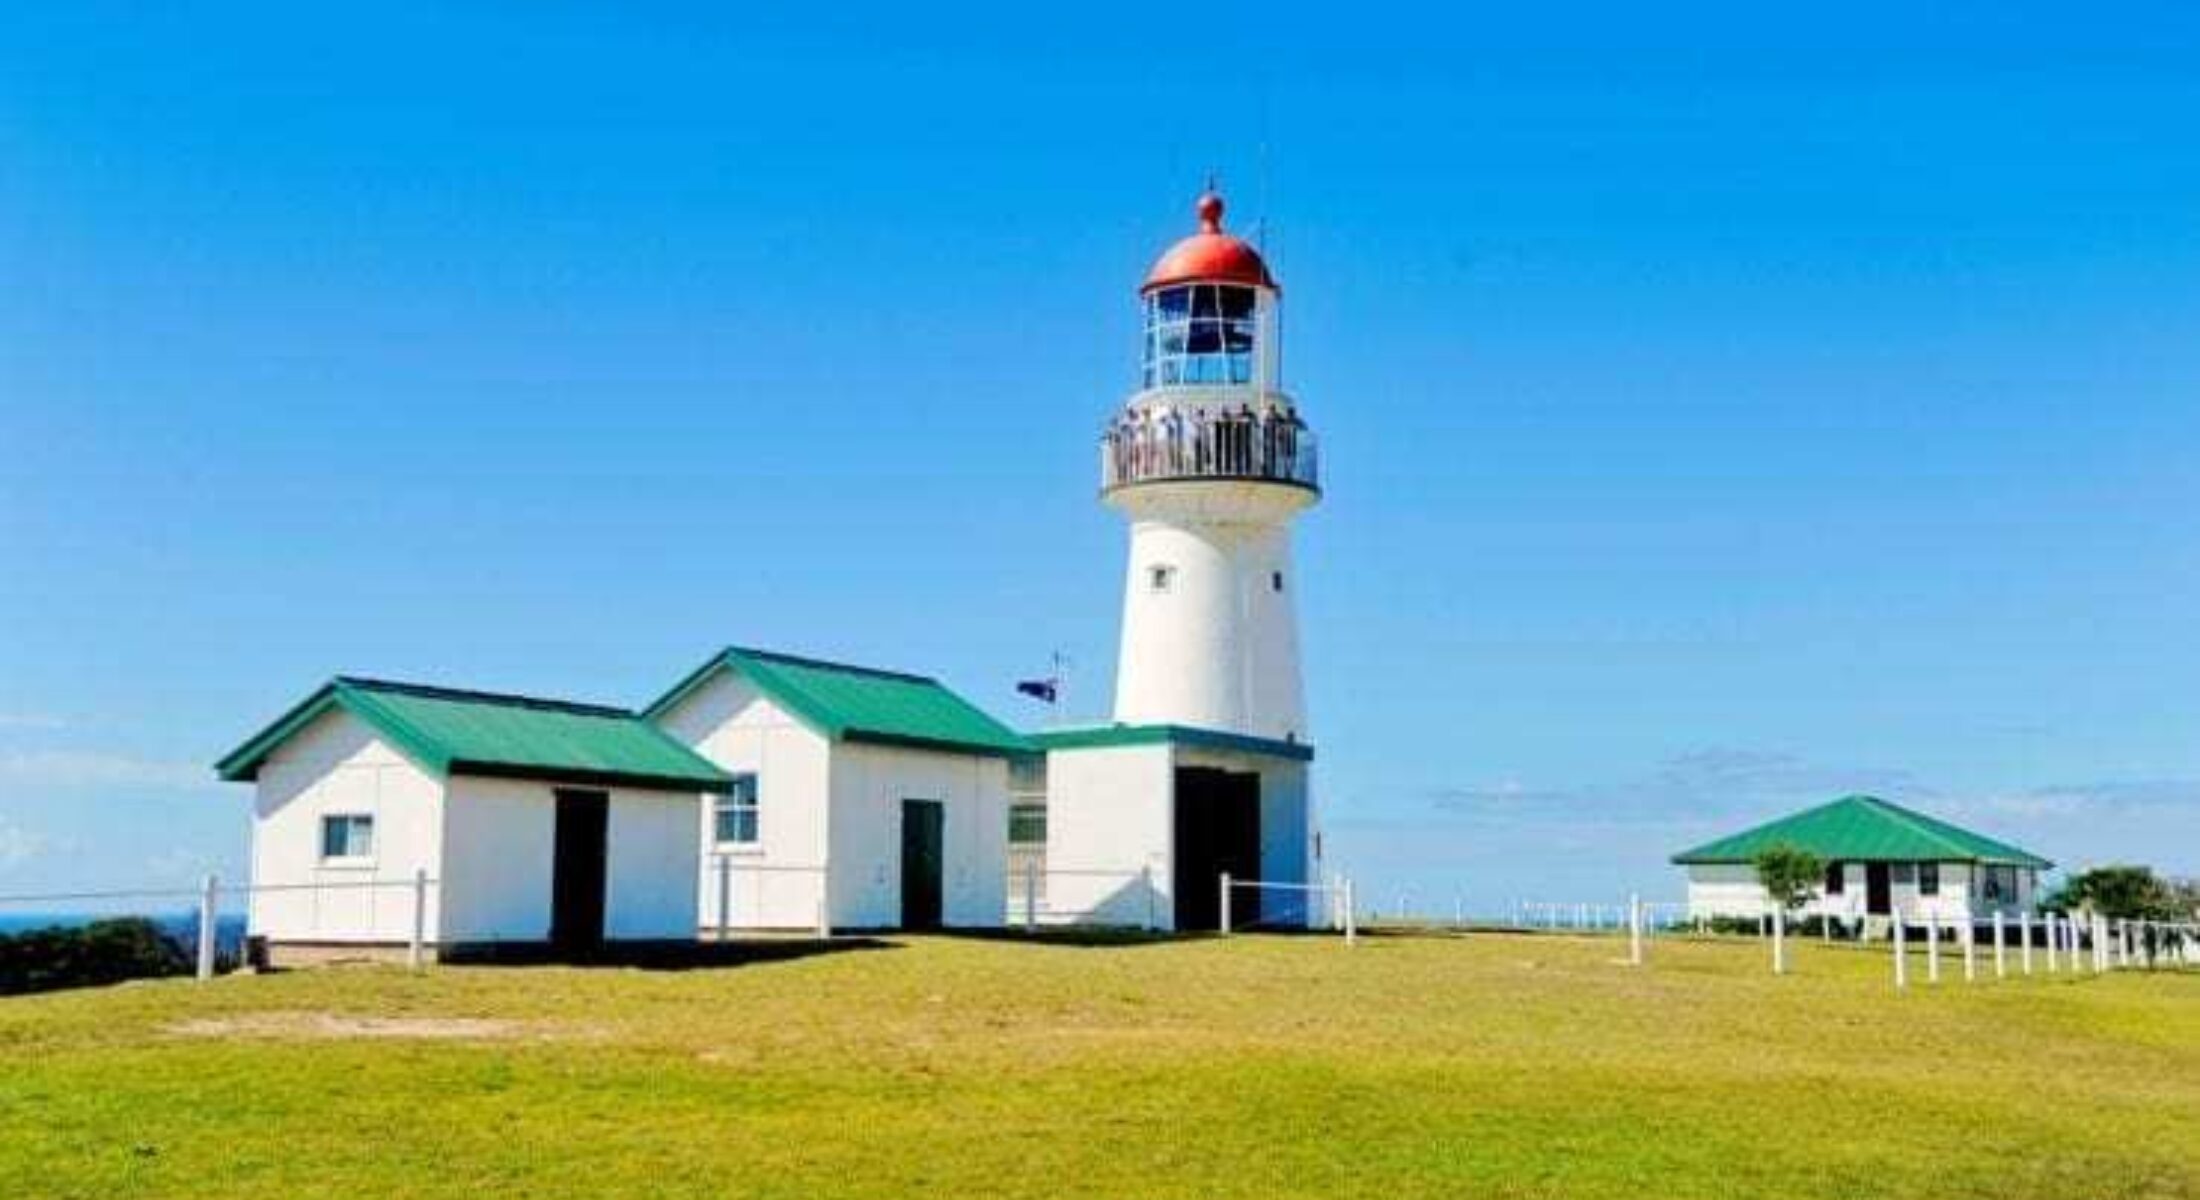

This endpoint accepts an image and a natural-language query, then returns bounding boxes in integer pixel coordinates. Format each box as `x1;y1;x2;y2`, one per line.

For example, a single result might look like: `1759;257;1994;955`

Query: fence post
1219;872;1232;936
409;867;428;971
1926;917;1941;984
1893;915;1907;990
2019;911;2032;975
1343;879;1357;947
1961;919;1976;983
195;873;219;982
715;855;732;943
1628;893;1644;966
1023;862;1038;934
1992;911;2005;980
1771;906;1786;975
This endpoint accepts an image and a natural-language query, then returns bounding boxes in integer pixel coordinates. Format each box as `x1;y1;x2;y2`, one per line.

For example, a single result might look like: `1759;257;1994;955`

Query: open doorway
1172;767;1261;931
900;799;944;930
550;789;608;955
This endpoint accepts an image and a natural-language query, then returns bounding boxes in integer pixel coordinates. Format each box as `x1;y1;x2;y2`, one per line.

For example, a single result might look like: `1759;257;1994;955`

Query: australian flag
1015;678;1059;704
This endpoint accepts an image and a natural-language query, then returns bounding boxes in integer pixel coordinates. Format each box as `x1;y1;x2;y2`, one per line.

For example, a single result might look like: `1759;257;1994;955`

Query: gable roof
644;647;1034;758
216;677;736;793
1670;795;2052;869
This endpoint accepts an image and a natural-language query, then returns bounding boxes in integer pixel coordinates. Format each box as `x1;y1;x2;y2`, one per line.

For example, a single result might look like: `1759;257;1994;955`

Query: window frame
1917;861;1940;897
318;813;376;866
1147;563;1176;593
712;773;761;849
1823;861;1844;895
1141;283;1258;389
1007;803;1048;847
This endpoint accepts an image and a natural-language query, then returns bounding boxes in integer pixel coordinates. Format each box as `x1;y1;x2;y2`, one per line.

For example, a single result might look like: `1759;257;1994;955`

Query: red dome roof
1141;191;1277;294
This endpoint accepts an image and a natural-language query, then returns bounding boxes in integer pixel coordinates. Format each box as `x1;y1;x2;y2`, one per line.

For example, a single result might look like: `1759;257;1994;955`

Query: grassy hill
2;931;2194;1198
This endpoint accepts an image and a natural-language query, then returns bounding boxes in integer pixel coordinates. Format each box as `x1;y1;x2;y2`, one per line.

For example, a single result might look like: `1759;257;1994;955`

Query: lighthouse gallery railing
1100;409;1319;493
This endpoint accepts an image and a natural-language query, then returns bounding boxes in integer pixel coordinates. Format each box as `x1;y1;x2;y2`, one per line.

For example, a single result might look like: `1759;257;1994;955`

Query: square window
1271;570;1285;592
1148;564;1176;592
1008;804;1047;845
319;814;374;861
1918;862;1940;896
1824;862;1844;895
713;774;760;845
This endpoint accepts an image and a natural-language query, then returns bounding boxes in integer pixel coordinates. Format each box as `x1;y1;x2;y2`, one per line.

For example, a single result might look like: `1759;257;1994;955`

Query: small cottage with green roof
1671;795;2053;925
645;646;1032;932
216;677;735;964
217;645;1041;960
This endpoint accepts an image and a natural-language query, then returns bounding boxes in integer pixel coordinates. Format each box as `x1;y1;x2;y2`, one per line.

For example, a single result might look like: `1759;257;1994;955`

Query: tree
1752;843;1826;914
2043;865;2182;921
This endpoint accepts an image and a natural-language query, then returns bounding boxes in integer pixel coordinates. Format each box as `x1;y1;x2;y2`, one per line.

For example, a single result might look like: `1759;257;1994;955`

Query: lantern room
1137;192;1282;395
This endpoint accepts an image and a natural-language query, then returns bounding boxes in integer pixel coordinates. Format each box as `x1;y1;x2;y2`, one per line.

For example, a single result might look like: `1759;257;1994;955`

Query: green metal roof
1027;723;1314;762
645;647;1034;757
216;677;736;793
1670;795;2052;868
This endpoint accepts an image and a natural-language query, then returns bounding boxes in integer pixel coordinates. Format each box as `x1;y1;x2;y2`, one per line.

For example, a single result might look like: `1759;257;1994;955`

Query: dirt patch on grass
168;1012;522;1042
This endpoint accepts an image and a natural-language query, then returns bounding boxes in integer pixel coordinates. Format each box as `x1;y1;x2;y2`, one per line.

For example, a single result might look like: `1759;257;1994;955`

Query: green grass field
3;931;2195;1199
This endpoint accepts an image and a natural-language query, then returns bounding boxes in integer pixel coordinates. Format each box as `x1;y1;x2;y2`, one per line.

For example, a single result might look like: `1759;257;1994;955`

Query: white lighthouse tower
1103;190;1318;743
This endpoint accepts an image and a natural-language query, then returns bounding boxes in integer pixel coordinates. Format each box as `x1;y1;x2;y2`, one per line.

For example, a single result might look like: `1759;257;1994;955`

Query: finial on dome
1196;190;1224;233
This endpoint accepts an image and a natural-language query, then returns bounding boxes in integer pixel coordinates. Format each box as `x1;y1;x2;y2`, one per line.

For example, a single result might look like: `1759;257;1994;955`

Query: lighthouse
1022;190;1321;933
1103;191;1318;743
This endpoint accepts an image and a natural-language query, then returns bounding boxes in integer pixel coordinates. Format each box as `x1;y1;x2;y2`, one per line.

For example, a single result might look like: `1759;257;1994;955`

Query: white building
644;646;1026;932
215;190;1338;954
1672;794;2052;927
215;677;733;964
1027;190;1325;931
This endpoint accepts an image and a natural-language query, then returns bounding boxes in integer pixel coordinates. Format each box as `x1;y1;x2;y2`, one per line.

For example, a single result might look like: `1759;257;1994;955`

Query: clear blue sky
4;3;2198;910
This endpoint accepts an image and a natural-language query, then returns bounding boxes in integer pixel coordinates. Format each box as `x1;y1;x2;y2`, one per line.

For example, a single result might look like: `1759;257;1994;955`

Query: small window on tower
1271;570;1285;593
1148;564;1176;593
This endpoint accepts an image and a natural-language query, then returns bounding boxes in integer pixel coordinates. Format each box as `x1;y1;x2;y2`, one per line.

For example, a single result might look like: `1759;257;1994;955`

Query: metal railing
1100;409;1319;493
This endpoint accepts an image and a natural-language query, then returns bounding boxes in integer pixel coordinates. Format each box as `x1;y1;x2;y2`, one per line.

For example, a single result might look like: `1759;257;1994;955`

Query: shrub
0;918;194;996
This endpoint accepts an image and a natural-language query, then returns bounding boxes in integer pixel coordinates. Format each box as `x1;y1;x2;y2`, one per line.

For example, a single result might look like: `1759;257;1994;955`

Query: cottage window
319;814;374;862
1823;862;1844;895
1148;564;1176;593
1008;803;1048;846
713;774;760;846
1918;862;1940;897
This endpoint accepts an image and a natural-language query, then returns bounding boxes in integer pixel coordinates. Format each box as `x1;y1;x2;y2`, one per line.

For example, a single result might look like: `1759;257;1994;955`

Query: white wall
1684;861;2032;923
439;775;553;943
829;742;1009;929
248;710;442;944
1108;480;1315;743
440;776;699;944
1043;744;1174;927
654;670;834;931
603;786;702;940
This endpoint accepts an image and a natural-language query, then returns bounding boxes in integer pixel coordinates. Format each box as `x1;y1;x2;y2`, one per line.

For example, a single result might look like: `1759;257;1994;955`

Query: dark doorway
1172;767;1262;931
1865;862;1892;916
900;799;944;930
550;789;609;955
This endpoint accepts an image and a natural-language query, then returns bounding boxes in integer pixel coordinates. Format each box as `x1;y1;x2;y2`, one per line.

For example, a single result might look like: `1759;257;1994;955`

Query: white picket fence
1507;894;2200;988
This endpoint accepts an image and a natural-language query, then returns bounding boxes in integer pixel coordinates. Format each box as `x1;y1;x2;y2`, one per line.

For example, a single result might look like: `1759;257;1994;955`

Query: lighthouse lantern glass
1142;284;1258;388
